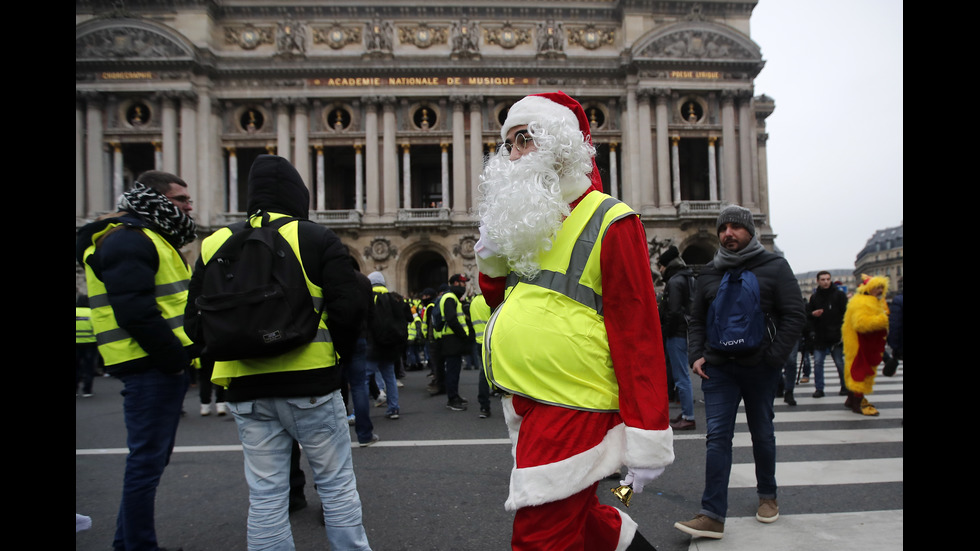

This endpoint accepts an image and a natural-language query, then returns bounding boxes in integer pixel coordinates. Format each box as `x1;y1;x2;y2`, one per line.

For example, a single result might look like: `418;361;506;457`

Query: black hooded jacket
185;155;367;401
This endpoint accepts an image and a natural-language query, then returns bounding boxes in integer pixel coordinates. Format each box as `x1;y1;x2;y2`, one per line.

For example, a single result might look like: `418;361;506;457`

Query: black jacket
75;212;194;376
660;261;695;338
185;155;367;401
688;250;806;370
807;285;848;348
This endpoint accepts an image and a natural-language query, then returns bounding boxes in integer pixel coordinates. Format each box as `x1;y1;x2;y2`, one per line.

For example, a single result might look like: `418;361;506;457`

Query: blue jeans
813;343;845;392
366;356;399;415
699;362;779;521
782;341;800;394
666;337;694;420
342;338;374;444
228;390;370;551
113;369;189;551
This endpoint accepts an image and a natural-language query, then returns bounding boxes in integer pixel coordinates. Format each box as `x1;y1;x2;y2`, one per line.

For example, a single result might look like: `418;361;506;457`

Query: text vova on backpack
706;269;770;353
194;214;321;361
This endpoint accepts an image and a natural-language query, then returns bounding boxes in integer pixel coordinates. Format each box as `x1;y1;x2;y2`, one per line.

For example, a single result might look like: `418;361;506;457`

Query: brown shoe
670;418;696;431
674;514;724;539
756;498;779;523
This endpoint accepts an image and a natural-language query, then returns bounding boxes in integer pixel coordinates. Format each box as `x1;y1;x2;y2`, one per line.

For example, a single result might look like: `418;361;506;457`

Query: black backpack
194;213;321;361
369;292;408;349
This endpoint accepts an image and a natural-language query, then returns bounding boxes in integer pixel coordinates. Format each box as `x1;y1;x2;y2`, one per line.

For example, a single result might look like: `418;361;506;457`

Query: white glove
620;467;665;494
474;225;500;259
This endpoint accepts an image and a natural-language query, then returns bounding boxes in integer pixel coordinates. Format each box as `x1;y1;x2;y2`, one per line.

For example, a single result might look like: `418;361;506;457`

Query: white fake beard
478;148;570;280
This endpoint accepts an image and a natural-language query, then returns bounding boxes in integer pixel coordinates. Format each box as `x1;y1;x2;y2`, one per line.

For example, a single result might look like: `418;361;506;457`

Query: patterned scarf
117;182;197;248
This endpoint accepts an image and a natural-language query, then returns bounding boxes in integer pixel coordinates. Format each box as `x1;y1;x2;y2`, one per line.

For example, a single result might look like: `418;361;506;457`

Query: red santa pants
512;482;625;551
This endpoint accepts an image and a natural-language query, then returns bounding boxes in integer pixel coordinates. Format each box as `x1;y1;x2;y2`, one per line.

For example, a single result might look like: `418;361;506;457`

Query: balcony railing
396;208;451;226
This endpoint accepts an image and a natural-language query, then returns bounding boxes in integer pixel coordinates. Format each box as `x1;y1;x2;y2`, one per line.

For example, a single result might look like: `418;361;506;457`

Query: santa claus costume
477;92;674;551
842;275;890;416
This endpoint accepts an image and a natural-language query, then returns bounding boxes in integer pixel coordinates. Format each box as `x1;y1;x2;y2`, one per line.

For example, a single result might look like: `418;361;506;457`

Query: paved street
76;360;903;550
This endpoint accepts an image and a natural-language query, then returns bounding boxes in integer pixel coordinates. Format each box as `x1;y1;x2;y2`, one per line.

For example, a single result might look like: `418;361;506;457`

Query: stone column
226;147;238;211
655;90;672;208
738;92;755;207
440;143;450;208
315;145;325;211
160;94;178;174
624;86;640;208
469;97;484;214
111;143;124;203
354;143;364;212
708;137;718;202
402;143;411;209
721;91;737;204
275;99;291;161
178;91;197;199
363;99;380;217
195;89;213;229
153;142;162;170
608;142;619;199
382;97;398;216
76;98;85;218
757;132;770;219
451;97;466;214
637;89;655;211
670;136;681;204
293;100;311;201
84;93;105;217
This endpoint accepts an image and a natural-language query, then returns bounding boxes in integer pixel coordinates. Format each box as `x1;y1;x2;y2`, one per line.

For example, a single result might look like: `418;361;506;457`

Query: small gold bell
610;484;633;507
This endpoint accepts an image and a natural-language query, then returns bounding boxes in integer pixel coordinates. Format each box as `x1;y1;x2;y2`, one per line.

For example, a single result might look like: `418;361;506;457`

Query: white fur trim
502;396;627;511
476;252;510;279
623;425;675;469
616;510;638;551
501;95;579;140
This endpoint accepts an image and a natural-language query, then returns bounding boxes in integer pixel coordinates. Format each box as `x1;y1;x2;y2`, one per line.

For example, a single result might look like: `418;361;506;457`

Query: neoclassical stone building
76;0;775;297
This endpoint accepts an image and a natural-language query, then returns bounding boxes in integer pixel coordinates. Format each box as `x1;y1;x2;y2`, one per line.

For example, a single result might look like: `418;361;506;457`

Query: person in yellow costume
841;275;890;416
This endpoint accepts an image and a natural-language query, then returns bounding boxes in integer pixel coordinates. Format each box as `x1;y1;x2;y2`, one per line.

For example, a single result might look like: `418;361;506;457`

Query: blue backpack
706;269;768;354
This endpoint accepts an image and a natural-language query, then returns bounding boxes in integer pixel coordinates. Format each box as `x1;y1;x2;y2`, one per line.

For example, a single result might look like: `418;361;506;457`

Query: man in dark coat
807;271;849;397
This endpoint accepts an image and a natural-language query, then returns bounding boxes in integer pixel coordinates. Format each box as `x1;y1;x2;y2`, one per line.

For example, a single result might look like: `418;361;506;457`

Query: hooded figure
477;92;672;551
246;154;310;219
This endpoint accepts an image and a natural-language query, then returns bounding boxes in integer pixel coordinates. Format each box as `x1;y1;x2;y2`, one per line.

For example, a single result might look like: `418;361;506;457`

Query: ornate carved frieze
398;23;448;49
483;22;531;49
313;23;362;50
224;24;274;50
275;20;307;56
568;25;615;50
366;237;397;261
76;26;189;59
637;29;755;60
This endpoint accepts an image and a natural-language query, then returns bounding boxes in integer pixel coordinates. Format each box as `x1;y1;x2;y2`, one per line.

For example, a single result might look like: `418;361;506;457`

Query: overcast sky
749;0;903;274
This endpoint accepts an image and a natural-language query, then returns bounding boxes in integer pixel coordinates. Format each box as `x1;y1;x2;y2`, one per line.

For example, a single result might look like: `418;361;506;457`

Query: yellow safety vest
436;291;470;339
75;306;96;344
469;294;490;345
83;225;193;366
202;213;336;387
484;191;636;412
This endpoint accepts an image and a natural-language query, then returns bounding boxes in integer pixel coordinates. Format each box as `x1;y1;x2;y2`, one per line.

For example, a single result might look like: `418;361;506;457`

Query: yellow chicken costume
841;275;889;416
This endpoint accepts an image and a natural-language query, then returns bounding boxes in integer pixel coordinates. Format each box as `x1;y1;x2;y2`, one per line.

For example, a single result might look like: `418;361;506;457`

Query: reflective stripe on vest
76;307;96;344
83;225;192;366
202;213;336;387
436;292;469;339
484;191;635;412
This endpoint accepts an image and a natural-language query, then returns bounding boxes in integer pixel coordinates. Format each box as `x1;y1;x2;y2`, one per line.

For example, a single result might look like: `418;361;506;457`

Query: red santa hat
500;91;603;195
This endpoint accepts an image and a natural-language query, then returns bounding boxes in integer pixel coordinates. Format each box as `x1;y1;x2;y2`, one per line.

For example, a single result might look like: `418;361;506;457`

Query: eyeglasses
500;130;534;155
166;194;193;205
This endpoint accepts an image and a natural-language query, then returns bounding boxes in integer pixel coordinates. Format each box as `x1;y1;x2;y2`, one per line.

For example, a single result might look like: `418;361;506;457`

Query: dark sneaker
479;409;491;418
674;514;724;539
385;411;400;420
446;399;467;411
783;391;797;406
358;434;380;447
670;418;696;431
812;389;825;398
756;498;779;523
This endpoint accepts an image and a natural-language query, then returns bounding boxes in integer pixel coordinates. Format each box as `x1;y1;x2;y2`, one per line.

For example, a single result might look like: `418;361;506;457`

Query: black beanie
658;245;679;267
246;155;310;219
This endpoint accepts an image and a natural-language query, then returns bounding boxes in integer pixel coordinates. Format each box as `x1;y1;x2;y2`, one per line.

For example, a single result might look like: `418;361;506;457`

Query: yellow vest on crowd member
469;294;491;346
75;307;96;344
436;291;470;339
83;225;193;367
408;311;422;341
484;191;635;412
202;212;336;388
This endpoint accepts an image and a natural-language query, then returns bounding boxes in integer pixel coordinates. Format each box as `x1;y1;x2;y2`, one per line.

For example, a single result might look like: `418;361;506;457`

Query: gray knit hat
716;205;755;237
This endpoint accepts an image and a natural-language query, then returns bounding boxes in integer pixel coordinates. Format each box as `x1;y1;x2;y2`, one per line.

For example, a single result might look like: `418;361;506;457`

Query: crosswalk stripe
730;457;903;487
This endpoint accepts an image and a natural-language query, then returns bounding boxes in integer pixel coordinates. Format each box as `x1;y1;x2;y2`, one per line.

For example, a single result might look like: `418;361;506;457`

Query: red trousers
512;482;629;551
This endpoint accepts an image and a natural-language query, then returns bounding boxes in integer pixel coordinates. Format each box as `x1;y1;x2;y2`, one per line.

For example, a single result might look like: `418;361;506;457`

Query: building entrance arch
406;250;448;297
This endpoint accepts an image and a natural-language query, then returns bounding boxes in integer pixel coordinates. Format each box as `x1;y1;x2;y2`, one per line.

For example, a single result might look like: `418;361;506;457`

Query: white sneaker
375;391;387;407
216;402;228;416
200;403;212;416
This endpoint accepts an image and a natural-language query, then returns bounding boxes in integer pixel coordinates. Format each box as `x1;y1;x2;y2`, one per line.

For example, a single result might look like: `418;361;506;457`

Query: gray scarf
712;236;766;270
117;183;197;248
